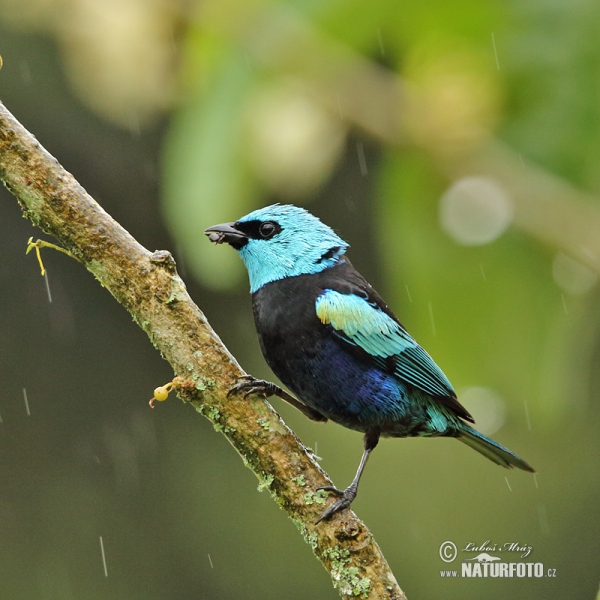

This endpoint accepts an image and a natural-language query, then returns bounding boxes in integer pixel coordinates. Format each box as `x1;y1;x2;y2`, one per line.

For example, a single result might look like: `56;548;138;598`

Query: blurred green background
1;0;599;598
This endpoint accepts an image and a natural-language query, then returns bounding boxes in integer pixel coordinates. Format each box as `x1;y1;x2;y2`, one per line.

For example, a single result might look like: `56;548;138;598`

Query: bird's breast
251;272;414;433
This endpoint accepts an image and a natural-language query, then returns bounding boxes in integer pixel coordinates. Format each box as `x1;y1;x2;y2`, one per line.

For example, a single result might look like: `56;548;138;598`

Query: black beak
204;222;248;250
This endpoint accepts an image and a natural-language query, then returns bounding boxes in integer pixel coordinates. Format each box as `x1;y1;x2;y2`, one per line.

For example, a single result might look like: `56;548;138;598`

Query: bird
205;204;535;523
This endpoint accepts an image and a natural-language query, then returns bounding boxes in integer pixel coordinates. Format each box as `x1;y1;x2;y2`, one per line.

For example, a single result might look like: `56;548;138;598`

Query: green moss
322;546;371;598
257;473;274;492
208;406;220;421
195;377;216;392
256;417;270;431
165;291;178;304
291;475;306;487
304;489;327;506
186;363;194;371
193;350;203;359
315;489;328;505
352;578;371;596
291;518;318;552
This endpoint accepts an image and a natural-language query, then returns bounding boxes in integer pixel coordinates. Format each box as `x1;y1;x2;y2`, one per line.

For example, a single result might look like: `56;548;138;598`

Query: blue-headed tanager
205;204;534;523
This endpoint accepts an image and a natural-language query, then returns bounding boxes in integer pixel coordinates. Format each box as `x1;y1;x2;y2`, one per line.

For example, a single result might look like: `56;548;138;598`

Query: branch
0;101;405;599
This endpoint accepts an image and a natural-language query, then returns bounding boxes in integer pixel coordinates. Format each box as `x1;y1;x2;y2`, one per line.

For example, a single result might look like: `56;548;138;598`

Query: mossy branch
0;101;406;599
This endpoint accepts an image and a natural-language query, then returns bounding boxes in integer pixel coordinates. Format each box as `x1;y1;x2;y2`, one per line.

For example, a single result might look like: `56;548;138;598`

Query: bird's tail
457;425;535;473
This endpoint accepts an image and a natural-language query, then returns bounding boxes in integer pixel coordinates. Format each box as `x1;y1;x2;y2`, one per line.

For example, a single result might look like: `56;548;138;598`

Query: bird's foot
228;375;278;399
315;485;357;524
228;375;328;423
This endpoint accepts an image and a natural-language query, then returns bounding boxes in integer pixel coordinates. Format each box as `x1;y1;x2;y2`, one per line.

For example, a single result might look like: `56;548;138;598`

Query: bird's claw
315;485;357;524
228;376;273;399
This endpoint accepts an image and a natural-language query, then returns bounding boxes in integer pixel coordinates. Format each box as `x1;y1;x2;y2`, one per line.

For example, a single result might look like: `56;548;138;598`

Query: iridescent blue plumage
316;290;455;399
205;204;535;522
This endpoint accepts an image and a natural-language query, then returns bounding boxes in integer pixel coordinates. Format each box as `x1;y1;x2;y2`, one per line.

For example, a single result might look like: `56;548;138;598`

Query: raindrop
440;176;513;246
356;142;368;176
44;272;53;303
537;504;549;535
129;110;141;136
23;388;30;416
491;32;500;70
377;29;385;57
524;401;531;430
428;302;436;337
20;60;32;84
99;536;108;577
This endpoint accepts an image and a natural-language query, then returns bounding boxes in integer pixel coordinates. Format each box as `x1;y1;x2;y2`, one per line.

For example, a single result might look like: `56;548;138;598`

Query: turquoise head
205;204;349;292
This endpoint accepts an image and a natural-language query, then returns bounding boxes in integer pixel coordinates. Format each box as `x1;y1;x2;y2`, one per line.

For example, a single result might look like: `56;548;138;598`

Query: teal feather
316;290;456;399
458;426;535;472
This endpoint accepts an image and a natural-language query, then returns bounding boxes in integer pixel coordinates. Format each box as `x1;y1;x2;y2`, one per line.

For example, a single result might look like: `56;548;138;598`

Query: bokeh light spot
460;386;507;435
552;252;598;295
440;176;513;245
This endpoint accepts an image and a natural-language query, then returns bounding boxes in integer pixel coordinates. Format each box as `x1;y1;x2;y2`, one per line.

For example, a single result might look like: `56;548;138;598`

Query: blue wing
316;288;473;422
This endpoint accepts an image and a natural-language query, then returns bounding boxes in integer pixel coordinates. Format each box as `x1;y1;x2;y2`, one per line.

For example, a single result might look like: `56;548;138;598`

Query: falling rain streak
491;32;500;70
479;263;486;281
505;477;512;492
356;142;368;176
208;554;214;569
100;536;108;577
376;28;385;57
20;60;32;84
405;285;412;302
537;504;550;535
44;272;52;303
428;302;437;337
524;401;531;430
22;388;30;416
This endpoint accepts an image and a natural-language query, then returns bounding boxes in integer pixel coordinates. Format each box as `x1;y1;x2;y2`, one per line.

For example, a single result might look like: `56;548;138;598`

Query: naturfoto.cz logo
438;540;557;579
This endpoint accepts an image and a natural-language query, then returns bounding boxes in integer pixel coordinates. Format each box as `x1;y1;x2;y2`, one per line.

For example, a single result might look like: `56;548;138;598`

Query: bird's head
205;204;349;292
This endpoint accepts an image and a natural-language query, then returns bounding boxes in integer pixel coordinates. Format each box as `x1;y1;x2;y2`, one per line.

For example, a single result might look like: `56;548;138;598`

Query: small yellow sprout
26;237;75;276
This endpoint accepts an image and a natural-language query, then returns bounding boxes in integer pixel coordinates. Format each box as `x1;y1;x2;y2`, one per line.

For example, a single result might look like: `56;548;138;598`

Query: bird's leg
316;431;380;524
228;375;327;423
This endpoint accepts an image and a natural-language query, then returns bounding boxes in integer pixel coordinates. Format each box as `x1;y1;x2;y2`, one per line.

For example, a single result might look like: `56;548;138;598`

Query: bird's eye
259;221;277;239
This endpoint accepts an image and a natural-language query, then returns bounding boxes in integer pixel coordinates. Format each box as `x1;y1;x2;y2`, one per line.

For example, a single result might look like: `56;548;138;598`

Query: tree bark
0;100;405;600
